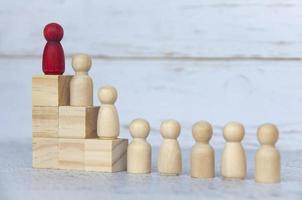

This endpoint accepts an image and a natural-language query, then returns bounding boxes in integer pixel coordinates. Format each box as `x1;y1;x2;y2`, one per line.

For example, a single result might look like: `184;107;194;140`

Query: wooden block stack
32;60;128;172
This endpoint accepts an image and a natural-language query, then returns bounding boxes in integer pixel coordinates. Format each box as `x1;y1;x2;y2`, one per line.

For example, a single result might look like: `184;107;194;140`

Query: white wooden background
1;0;302;58
0;0;301;149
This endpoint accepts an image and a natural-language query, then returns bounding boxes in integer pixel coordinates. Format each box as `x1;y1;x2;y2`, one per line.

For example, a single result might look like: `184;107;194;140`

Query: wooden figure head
98;85;118;104
129;118;150;139
257;123;279;145
192;121;213;143
223;122;245;142
160;120;181;139
72;54;92;73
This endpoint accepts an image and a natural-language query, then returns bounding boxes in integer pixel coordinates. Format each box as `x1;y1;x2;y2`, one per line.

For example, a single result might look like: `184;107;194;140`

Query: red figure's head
43;23;64;42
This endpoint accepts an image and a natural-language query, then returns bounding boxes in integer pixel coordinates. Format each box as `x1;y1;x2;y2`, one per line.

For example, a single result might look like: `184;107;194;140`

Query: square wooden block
32;75;72;106
32;137;58;169
59;106;99;138
32;106;59;138
58;138;85;170
85;138;128;172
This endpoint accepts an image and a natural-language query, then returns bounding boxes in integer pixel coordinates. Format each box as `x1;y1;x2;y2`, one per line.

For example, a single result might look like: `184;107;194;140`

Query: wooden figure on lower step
255;123;281;183
190;121;215;178
127;118;151;174
97;85;119;139
158;120;182;176
221;122;247;180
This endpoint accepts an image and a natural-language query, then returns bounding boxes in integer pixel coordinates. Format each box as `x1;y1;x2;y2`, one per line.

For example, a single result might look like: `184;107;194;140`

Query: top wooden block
32;75;72;106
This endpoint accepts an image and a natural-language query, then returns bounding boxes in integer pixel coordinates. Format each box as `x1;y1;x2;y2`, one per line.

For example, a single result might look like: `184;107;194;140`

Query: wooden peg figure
221;122;247;180
190;121;215;178
158;120;182;176
42;23;65;75
97;85;119;139
255;123;280;183
127;118;151;174
70;54;93;106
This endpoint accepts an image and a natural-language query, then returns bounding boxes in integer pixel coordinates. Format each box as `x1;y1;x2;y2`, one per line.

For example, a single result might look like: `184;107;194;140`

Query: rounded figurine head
257;123;279;145
129;118;150;139
223;122;245;142
98;85;117;104
72;54;92;73
43;23;64;41
192;121;213;143
160;120;181;139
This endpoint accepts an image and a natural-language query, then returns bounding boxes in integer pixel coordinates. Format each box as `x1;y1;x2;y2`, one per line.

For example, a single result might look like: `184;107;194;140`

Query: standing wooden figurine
190;121;215;178
127;118;151;174
70;54;93;106
97;85;119;139
221;122;246;180
42;23;65;75
255;123;281;183
158;120;182;176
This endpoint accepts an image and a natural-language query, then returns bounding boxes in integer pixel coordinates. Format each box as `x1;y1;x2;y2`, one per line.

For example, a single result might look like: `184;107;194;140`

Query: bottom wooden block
58;138;85;170
32;137;58;169
85;138;128;172
32;137;128;172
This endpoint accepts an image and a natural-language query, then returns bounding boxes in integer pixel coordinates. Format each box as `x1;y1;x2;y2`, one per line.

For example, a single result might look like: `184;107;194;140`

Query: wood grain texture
190;121;215;178
255;124;281;183
32;106;58;138
127;119;151;174
32;137;58;169
59;106;99;138
221;122;247;180
97;86;120;139
158;120;182;175
1;0;302;59
58;138;85;170
85;138;128;172
33;138;127;172
70;54;93;106
32;75;72;106
127;139;151;174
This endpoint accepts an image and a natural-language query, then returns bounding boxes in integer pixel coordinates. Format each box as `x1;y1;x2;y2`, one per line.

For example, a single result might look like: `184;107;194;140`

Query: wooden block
32;137;58;169
32;75;72;106
59;106;99;138
58;138;85;170
35;138;127;172
85;138;128;172
32;106;58;137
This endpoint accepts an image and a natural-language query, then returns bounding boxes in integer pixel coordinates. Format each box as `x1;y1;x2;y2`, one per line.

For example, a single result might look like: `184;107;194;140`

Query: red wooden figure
42;23;65;75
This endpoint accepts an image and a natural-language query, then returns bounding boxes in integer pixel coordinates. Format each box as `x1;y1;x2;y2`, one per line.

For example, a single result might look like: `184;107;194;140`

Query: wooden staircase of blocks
32;75;128;172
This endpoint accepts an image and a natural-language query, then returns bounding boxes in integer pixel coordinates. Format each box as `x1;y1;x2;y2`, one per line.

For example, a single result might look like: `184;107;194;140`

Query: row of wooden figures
127;120;280;184
68;54;280;183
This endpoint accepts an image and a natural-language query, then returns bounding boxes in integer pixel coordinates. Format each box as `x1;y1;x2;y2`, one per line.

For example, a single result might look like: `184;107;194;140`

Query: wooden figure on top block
42;23;65;75
255;123;281;183
70;54;93;106
127;118;151;174
221;122;247;180
158;120;182;176
190;121;215;178
97;85;119;139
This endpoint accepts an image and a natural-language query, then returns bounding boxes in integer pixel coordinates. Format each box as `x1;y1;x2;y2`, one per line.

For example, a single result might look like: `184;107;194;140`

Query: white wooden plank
1;0;302;58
